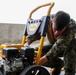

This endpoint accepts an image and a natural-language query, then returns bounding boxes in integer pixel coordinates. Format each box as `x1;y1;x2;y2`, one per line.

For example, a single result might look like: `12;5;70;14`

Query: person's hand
24;42;29;46
34;55;48;65
39;56;48;65
24;41;30;49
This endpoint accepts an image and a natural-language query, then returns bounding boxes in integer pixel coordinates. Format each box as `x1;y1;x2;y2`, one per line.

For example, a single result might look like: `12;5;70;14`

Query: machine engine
0;47;34;75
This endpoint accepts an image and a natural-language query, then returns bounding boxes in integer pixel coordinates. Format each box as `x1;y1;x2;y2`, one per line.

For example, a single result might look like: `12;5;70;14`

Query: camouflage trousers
38;39;76;74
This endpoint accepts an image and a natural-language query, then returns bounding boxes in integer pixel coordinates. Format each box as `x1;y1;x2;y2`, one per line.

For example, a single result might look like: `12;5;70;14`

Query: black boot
52;68;61;75
51;58;64;75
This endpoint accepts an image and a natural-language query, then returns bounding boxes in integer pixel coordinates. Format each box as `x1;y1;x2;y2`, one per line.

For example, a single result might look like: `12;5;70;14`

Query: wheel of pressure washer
20;65;50;75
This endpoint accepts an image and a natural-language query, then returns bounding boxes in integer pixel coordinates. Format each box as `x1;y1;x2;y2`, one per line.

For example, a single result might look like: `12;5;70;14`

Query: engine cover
2;48;18;60
20;47;34;64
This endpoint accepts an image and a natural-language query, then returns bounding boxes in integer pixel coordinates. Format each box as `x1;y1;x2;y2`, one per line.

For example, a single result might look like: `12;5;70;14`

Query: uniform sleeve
26;33;41;45
45;33;74;60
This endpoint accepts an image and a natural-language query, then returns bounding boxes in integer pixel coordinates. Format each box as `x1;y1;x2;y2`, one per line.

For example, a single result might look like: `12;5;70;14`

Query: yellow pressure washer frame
0;2;55;66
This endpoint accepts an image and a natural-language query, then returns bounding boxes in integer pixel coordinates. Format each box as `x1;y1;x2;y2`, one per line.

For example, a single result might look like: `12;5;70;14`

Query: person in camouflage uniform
24;11;76;75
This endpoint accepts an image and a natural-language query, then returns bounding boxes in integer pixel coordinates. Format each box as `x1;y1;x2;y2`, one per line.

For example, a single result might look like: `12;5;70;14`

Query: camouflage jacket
45;19;76;60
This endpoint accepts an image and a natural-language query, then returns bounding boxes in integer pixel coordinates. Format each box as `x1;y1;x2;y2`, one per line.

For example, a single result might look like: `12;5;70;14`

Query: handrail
28;2;54;18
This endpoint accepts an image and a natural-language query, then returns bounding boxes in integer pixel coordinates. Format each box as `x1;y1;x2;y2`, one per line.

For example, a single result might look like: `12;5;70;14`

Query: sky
0;0;76;24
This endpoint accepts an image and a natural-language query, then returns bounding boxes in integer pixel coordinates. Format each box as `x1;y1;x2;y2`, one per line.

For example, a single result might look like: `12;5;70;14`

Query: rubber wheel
20;65;50;75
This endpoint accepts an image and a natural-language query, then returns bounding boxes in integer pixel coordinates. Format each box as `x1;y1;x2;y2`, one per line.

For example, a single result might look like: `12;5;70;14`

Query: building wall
0;23;25;44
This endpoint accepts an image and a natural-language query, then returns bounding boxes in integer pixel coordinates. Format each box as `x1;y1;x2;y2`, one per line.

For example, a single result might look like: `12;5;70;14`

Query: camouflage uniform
26;19;76;74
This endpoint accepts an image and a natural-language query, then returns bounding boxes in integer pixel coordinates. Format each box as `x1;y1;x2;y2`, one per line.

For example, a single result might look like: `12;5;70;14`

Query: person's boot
51;68;61;75
51;59;64;75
